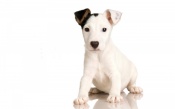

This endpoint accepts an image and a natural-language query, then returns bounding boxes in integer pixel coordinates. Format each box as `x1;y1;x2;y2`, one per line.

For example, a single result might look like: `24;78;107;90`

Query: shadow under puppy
73;8;143;105
89;93;143;109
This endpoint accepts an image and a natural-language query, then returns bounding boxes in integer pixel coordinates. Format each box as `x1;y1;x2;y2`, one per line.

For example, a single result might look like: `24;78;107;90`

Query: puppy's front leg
107;71;123;103
74;74;92;105
74;53;98;105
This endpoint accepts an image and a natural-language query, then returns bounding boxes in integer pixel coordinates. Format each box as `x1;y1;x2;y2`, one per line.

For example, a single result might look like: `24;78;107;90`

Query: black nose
90;41;99;49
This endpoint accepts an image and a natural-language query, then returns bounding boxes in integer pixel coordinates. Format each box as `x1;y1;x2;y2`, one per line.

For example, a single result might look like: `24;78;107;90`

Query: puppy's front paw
107;95;123;103
128;86;143;94
73;97;88;105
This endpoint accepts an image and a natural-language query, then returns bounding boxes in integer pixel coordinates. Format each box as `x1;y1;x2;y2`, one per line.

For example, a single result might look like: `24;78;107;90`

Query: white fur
74;9;143;105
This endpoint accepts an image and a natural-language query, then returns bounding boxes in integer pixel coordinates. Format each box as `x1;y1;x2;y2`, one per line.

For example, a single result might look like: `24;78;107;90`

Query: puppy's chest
93;63;109;83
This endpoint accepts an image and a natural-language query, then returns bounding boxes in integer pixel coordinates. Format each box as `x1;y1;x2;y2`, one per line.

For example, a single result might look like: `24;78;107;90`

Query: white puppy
73;8;143;105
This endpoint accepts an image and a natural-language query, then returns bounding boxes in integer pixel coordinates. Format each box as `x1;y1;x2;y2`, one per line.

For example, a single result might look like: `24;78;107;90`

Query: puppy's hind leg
89;87;102;94
127;70;143;94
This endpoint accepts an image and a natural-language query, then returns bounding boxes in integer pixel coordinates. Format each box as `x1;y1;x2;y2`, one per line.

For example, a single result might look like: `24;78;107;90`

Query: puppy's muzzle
90;41;99;49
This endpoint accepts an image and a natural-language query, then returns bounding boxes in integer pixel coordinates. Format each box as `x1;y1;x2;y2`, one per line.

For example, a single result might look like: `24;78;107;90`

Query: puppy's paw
73;97;88;105
89;88;101;94
128;86;143;94
107;95;123;103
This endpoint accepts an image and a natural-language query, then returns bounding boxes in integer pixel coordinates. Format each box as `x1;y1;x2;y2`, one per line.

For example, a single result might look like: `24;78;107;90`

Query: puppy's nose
90;41;99;49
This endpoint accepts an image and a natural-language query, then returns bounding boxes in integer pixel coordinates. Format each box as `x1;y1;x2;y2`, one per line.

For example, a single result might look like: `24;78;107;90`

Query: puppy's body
91;41;136;93
74;9;142;105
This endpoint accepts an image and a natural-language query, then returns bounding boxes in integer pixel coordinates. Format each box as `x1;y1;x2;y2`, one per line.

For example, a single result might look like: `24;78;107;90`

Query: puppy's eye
84;27;90;32
102;28;107;32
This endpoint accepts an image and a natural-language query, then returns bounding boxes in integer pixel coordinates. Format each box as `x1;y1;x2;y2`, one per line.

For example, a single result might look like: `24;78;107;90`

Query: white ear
104;9;122;25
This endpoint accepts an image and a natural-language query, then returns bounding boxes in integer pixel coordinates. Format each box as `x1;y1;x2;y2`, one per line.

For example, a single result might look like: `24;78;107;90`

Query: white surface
0;0;175;109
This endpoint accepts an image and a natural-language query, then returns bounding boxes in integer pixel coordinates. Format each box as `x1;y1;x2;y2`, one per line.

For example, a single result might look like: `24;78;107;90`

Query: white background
0;0;175;109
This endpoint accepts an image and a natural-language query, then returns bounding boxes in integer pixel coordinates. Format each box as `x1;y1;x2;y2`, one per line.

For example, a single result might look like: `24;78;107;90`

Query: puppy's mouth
90;49;100;51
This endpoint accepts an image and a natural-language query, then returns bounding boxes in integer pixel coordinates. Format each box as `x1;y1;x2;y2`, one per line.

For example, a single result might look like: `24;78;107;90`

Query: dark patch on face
81;13;99;29
80;14;91;29
92;13;98;17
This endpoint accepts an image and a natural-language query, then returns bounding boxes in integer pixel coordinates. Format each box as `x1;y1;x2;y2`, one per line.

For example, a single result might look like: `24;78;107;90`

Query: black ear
74;8;91;26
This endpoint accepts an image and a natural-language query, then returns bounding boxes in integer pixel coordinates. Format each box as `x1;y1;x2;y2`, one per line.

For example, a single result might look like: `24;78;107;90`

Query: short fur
74;8;143;105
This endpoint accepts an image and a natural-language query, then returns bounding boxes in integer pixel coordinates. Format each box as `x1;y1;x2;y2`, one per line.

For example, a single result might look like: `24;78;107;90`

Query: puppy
73;8;143;105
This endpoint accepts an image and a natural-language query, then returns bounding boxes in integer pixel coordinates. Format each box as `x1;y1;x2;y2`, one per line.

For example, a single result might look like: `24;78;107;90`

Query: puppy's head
74;8;122;51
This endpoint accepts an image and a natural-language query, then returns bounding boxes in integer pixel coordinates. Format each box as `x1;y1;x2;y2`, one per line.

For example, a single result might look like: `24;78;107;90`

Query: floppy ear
104;9;122;26
74;8;91;26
